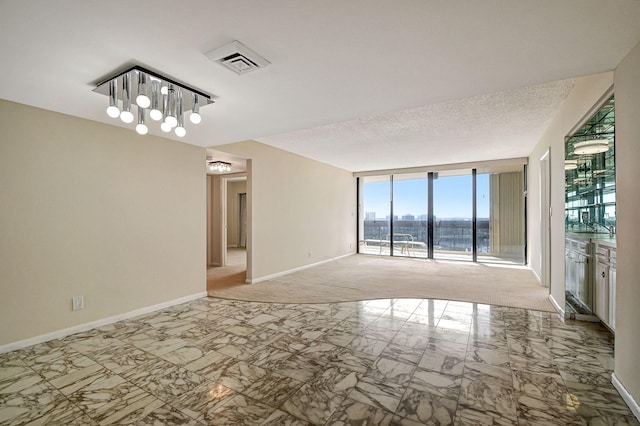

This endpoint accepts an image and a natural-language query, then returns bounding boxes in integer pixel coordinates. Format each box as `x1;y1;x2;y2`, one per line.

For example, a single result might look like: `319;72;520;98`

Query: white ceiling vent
206;40;270;75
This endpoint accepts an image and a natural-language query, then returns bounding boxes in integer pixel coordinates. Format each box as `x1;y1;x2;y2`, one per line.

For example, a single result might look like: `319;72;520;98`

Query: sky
363;174;490;219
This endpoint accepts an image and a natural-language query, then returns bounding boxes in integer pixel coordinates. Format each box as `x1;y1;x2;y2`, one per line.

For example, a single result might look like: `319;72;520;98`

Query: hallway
207;248;247;291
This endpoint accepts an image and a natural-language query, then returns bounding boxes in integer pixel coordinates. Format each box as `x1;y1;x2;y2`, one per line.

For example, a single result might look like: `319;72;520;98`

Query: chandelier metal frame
93;65;214;136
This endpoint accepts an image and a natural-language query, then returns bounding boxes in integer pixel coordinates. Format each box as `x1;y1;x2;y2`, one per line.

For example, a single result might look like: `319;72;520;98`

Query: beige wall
614;40;640;409
215;140;356;281
527;73;614;309
227;180;247;247
0;100;206;346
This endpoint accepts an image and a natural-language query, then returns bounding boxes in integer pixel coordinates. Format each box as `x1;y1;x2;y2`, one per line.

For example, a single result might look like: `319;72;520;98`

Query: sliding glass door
433;170;473;261
476;172;490;257
361;176;391;256
358;166;525;264
392;173;428;258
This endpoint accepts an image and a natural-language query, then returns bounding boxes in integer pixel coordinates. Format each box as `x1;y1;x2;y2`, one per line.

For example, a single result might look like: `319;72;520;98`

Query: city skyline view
363;174;491;220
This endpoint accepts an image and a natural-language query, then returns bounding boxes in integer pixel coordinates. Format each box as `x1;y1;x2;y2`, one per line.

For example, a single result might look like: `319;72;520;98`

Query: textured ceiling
258;79;576;172
1;1;640;172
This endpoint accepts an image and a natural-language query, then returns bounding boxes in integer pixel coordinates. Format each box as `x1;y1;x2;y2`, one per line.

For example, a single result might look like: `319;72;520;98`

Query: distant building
418;214;428;220
401;214;415;221
365;212;376;220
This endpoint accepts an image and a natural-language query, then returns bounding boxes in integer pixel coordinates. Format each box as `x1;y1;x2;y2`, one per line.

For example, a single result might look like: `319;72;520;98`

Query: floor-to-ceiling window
392;173;428;258
433;170;473;261
476;172;490;257
358;162;526;264
361;176;391;256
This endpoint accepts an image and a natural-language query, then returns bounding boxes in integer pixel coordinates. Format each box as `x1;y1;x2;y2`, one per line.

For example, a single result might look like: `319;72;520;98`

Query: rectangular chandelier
207;161;232;173
93;66;214;137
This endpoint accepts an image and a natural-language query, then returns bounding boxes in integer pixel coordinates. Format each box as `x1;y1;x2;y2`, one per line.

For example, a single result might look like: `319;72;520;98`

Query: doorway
207;174;247;290
238;193;247;248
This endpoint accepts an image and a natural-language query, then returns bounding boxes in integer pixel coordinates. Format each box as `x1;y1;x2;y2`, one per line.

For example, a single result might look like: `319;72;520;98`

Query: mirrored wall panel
565;96;616;235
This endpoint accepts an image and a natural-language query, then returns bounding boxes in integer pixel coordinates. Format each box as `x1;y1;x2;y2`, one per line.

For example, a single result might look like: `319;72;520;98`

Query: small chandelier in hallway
207;160;232;173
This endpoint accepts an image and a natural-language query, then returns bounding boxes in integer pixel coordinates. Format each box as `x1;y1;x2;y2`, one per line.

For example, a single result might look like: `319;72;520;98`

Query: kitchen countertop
566;232;617;248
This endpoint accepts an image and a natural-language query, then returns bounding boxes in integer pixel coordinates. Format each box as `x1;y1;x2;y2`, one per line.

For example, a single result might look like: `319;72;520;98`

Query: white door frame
540;149;551;288
219;175;230;267
206;175;227;267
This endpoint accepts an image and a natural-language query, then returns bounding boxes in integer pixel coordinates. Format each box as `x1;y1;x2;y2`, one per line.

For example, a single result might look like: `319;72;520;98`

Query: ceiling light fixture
160;121;172;133
136;107;148;135
164;84;177;128
207;161;232;173
94;65;214;136
135;72;150;108
564;159;578;170
120;72;134;124
106;79;120;118
174;90;186;138
190;94;201;124
574;139;609;155
149;79;162;121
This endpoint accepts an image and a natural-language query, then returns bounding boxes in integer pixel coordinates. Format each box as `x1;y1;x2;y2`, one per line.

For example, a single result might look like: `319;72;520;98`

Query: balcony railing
362;219;490;253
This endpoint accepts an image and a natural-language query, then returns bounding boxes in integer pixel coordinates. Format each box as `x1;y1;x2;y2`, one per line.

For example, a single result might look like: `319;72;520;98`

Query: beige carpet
207;248;247;291
208;254;555;312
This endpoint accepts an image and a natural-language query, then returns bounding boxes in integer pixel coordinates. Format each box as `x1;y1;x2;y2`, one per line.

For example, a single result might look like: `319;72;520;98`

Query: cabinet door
595;261;609;323
577;254;591;308
609;266;616;330
566;252;576;295
565;247;572;293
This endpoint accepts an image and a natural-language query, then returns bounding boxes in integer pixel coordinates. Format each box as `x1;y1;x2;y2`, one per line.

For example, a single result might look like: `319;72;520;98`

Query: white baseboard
531;268;542;285
247;252;355;284
548;294;565;316
0;291;207;354
612;373;640;421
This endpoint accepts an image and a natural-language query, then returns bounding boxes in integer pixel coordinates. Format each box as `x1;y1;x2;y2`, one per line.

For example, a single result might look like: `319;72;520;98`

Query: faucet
602;218;616;237
590;221;615;237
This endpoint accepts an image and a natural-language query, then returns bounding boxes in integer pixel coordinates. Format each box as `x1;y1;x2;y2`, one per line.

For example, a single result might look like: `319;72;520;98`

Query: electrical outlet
72;296;84;311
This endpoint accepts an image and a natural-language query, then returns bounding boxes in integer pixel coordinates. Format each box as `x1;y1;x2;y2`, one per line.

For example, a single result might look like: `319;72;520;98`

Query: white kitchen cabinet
594;243;616;331
594;259;609;323
609;250;616;330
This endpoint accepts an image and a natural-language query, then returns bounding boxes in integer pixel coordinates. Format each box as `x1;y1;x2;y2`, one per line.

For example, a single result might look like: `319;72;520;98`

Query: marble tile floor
1;297;638;425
